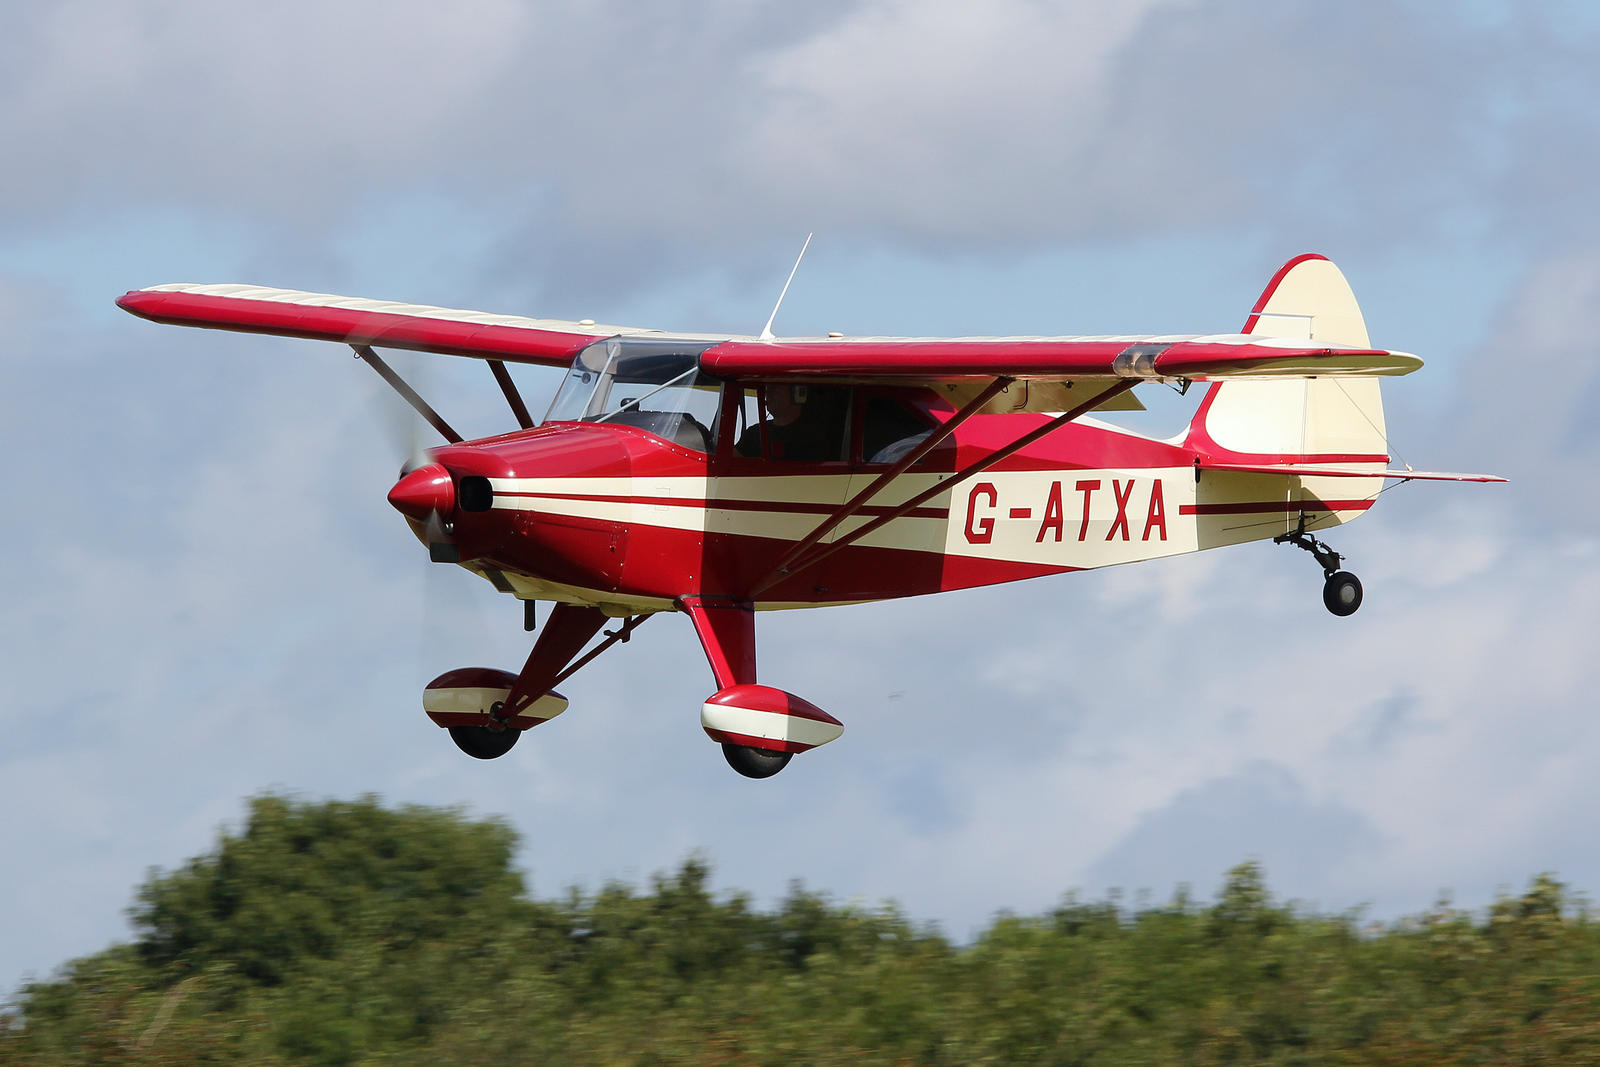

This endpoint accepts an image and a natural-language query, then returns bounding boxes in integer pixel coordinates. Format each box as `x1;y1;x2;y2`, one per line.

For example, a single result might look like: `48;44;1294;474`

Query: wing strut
752;377;1013;592
495;608;653;724
352;344;463;444
488;360;535;430
749;379;1137;597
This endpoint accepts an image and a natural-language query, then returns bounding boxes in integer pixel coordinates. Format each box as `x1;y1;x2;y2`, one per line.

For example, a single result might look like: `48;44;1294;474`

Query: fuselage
403;386;1379;616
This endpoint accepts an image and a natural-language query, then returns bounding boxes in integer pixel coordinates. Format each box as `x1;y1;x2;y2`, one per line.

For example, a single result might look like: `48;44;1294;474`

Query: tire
1323;571;1363;617
722;743;792;779
448;724;521;760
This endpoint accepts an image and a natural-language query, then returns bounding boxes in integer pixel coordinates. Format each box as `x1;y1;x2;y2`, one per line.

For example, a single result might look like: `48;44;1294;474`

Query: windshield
543;338;722;452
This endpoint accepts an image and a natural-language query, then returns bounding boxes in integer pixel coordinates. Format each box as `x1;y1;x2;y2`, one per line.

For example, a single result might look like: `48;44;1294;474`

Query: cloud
1446;250;1600;527
9;0;1600;1002
11;0;1597;278
15;239;1593;986
736;0;1184;242
1083;760;1385;905
0;1;530;230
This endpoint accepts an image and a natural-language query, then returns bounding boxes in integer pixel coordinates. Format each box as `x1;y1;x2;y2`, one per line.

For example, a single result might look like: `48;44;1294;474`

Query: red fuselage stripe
496;491;950;521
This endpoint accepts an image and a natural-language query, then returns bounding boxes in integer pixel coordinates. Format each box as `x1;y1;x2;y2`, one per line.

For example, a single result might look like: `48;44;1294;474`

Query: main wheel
449;724;521;760
1323;571;1363;617
722;743;792;779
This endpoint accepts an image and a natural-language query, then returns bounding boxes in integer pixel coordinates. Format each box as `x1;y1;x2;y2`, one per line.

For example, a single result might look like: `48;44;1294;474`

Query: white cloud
738;0;1185;240
1083;760;1385;905
11;0;1596;268
1;0;529;226
1447;250;1600;520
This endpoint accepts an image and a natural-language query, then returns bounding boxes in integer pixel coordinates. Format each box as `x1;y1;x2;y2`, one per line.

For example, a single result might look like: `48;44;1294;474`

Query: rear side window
860;394;934;463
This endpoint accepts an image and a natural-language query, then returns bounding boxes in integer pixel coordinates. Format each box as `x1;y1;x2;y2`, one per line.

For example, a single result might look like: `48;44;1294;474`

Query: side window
732;384;851;461
860;394;934;464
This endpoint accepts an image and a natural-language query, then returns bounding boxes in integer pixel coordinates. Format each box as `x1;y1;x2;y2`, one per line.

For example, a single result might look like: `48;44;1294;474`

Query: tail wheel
448;724;521;760
1323;571;1363;617
722;743;792;779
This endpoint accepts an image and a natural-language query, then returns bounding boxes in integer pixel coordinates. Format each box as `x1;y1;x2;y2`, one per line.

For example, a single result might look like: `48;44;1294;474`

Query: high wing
118;283;1421;382
698;334;1422;383
115;283;701;368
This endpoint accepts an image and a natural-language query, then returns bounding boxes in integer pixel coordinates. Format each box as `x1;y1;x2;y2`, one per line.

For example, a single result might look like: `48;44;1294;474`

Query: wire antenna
759;232;813;341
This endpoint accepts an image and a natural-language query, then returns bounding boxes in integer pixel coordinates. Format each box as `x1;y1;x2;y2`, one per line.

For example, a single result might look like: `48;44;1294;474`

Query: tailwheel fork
1274;515;1363;617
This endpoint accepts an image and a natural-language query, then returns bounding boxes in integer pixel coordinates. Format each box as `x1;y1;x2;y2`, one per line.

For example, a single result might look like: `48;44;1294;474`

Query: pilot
737;385;840;461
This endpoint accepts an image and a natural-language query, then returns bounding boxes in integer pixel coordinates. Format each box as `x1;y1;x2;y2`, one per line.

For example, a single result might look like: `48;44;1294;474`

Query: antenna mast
759;233;813;341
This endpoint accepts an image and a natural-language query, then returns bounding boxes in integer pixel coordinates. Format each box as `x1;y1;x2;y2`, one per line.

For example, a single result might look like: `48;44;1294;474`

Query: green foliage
8;799;1600;1065
130;794;529;986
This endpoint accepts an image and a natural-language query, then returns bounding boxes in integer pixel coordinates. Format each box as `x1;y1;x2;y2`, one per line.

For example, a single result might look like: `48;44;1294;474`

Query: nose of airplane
388;463;455;520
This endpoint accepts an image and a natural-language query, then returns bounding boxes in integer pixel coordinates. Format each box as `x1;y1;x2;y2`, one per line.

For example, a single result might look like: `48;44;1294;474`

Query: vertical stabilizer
1189;254;1389;462
1185;254;1390;539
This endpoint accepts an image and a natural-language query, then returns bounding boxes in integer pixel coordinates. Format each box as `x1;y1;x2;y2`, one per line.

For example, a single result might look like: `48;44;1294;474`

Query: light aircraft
118;253;1501;778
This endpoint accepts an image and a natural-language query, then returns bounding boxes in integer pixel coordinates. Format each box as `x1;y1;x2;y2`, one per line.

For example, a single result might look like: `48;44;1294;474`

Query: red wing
116;283;687;368
118;286;1422;381
700;335;1422;382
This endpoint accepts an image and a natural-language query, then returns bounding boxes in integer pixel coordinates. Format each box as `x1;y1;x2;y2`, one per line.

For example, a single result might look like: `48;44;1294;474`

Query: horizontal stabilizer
1200;461;1506;483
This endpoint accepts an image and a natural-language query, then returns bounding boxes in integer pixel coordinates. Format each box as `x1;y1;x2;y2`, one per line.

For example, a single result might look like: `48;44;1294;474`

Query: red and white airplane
119;253;1501;778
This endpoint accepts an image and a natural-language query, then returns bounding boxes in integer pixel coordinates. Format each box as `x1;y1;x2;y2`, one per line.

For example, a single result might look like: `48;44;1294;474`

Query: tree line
5;794;1600;1065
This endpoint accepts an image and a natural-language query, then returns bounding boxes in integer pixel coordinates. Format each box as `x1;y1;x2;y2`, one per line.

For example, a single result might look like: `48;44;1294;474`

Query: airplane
117;253;1502;778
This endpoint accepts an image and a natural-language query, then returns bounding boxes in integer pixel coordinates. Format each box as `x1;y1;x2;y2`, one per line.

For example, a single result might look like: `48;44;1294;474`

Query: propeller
354;347;509;693
361;346;463;563
389;462;459;562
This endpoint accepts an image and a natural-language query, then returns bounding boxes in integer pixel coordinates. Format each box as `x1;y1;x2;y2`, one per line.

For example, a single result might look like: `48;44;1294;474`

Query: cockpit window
543;338;722;452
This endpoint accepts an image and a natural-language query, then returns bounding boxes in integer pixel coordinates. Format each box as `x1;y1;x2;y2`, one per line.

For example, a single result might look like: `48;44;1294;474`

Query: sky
4;0;1600;995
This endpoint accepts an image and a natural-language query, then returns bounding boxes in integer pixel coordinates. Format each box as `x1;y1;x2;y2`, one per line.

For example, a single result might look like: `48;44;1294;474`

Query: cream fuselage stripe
486;470;1376;569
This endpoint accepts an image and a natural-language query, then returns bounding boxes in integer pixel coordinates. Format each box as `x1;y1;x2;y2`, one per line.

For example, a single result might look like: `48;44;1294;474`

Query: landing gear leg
1274;515;1363;617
